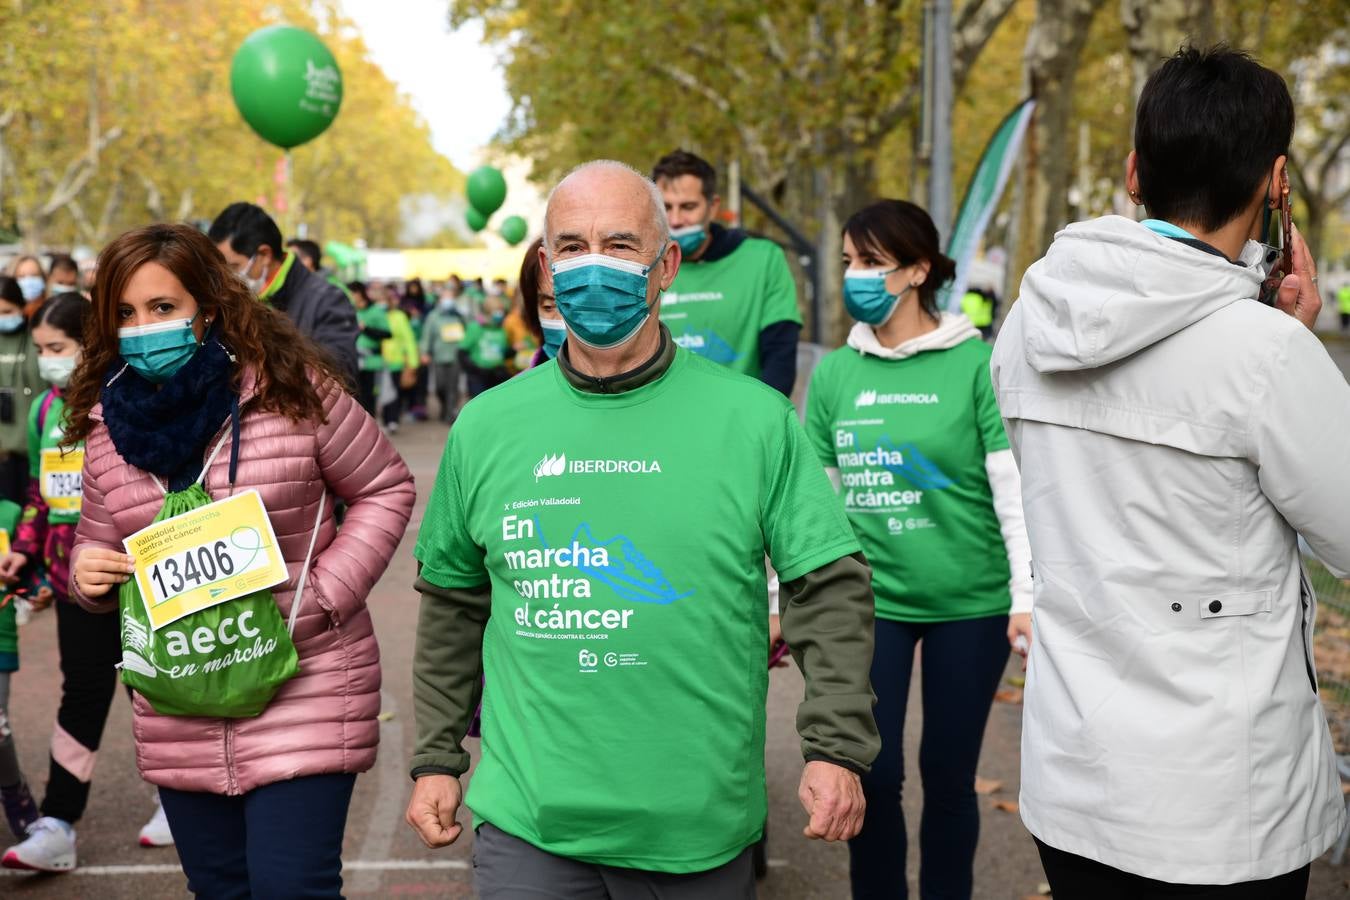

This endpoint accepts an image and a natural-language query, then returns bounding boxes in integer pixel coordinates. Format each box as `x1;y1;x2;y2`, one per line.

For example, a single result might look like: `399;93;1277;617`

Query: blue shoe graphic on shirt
569;523;694;605
875;435;954;490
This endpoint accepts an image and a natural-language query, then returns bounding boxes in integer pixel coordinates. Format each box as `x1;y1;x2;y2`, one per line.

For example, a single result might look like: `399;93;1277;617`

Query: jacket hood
1018;216;1268;373
846;312;980;360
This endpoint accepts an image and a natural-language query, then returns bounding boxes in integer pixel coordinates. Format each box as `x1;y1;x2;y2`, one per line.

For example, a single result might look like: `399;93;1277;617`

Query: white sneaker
1;816;76;872
138;799;173;848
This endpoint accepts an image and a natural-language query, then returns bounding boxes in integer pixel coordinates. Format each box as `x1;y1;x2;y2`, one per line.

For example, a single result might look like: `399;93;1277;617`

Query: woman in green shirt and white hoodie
805;199;1031;900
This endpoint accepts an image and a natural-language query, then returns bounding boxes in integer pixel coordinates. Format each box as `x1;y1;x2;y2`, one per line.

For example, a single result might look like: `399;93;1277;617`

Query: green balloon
466;166;508;216
466;207;488;233
500;215;528;246
231;26;343;149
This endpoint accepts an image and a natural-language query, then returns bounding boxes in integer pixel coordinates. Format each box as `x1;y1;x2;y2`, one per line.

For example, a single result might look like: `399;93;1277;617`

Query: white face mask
48;283;79;295
237;255;266;294
38;353;79;388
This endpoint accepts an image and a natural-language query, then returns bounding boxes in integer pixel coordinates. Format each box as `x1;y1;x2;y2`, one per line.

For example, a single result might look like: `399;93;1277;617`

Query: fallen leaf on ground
1007;676;1026;688
974;776;1003;795
1036;883;1051;894
378;710;397;722
993;799;1019;813
995;687;1024;705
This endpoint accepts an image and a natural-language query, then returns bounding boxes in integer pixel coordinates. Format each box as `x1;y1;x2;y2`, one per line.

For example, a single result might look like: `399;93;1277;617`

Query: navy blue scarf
101;338;239;492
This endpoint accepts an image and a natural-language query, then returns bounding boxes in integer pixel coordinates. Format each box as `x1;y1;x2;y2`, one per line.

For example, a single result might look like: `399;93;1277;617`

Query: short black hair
48;253;79;277
207;202;285;258
843;199;956;322
1135;45;1294;232
652;150;717;202
286;238;322;269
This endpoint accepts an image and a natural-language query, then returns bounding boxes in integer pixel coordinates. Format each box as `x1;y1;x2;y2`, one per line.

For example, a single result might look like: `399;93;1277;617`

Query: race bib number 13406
123;490;289;630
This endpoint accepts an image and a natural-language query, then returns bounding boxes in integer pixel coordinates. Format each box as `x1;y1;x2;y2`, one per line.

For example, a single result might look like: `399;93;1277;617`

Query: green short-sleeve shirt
414;350;858;873
806;337;1011;622
659;236;802;378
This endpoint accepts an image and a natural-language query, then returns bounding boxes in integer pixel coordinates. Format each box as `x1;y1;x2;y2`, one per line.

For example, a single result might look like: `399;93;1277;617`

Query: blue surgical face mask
17;276;44;301
118;315;201;383
670;225;706;256
843;268;909;325
0;314;23;333
49;283;79;295
539;316;567;359
550;248;665;350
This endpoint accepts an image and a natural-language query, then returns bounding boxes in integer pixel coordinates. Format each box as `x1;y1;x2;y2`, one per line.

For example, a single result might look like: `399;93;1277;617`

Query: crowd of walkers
0;44;1344;900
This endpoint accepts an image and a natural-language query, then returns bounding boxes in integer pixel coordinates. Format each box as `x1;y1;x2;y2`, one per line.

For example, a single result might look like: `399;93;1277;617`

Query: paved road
5;344;1350;897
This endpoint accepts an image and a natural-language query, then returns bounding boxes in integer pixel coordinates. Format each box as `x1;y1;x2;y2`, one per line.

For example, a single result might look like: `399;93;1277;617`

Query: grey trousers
473;822;757;900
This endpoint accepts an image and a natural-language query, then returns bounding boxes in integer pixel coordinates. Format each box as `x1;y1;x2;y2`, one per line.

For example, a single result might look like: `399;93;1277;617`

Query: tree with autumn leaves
0;0;463;251
452;0;1349;342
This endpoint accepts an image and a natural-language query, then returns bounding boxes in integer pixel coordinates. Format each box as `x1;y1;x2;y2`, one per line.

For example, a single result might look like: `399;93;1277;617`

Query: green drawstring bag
117;431;326;718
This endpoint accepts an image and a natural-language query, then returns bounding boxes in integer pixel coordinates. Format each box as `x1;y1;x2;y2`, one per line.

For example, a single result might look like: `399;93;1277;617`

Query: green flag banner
940;99;1036;312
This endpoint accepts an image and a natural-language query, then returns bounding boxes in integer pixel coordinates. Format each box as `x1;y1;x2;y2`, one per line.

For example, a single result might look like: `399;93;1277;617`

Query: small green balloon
466;166;508;217
466;207;488;233
500;215;528;246
231;25;343;149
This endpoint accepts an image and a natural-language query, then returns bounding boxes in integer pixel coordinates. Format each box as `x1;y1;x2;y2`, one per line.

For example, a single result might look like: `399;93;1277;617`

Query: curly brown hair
63;223;346;446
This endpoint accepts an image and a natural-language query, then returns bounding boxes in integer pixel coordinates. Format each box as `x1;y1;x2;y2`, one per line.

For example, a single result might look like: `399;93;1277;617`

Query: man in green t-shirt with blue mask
652;150;802;397
406;160;879;899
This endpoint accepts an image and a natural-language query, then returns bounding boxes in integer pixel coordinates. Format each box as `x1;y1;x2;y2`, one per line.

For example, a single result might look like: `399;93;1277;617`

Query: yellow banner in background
399;247;531;282
124;490;289;631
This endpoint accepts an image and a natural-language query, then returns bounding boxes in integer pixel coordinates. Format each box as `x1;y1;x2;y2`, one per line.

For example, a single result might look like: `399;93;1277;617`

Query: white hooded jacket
991;216;1350;883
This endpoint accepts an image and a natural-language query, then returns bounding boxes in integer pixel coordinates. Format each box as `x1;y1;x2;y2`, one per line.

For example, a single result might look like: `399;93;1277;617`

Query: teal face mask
550;248;665;349
539;317;567;359
670;225;706;256
119;315;201;383
843;268;908;325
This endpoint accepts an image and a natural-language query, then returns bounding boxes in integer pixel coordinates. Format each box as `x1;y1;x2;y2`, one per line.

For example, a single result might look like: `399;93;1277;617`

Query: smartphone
1258;174;1293;306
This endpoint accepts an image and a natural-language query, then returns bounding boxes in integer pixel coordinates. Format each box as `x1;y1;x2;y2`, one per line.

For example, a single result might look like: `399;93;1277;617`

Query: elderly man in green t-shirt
405;159;879;898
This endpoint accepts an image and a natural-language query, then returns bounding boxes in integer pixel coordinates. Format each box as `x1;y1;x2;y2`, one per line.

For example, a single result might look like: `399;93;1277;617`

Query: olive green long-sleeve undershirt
410;327;880;779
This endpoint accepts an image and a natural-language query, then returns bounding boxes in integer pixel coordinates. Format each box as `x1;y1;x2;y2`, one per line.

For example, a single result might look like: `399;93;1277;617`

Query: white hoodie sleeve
1251;323;1350;577
986;449;1033;614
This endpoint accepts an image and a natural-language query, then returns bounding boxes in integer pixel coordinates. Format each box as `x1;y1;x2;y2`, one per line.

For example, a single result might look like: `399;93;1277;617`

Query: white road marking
349;689;408;893
0;859;470;876
0;858;789;877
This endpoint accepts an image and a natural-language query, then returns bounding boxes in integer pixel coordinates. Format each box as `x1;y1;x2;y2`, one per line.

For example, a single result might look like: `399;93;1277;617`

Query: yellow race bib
124;490;290;631
39;447;84;515
0;528;10;556
440;322;465;343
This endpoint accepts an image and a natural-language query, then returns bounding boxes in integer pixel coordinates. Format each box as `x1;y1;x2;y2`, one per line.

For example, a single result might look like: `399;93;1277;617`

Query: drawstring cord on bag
150;398;328;638
287;491;326;637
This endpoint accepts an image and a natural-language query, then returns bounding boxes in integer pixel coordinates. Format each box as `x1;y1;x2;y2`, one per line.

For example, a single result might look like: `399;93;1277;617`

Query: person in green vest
459;303;510;399
652;150;802;397
805;199;1033;898
1;293;175;868
0;277;43;506
1338;282;1350;333
0;494;32;842
377;283;420;434
348;281;391;415
421;291;467;423
960;287;997;339
405;160;879;897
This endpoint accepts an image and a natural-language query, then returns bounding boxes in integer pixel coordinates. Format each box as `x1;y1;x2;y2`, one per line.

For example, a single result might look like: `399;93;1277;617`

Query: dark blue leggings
159;773;356;899
848;614;1010;900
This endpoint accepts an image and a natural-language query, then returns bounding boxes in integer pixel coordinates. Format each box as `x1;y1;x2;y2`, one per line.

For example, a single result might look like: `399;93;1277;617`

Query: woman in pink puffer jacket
58;223;414;898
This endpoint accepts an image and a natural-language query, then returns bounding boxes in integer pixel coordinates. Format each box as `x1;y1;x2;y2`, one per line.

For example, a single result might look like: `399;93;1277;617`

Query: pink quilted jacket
71;373;415;795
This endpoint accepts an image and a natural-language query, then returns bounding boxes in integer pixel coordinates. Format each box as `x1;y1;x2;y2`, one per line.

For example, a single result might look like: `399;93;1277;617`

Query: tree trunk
816;156;878;347
1022;0;1108;259
1121;0;1214;106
